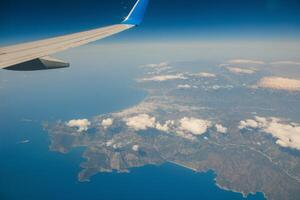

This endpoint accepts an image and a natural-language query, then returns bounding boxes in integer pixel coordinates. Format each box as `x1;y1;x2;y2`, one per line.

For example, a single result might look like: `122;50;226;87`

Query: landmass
44;59;300;200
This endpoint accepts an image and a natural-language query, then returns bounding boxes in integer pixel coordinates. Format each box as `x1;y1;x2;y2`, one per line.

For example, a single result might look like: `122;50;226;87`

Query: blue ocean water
0;47;266;200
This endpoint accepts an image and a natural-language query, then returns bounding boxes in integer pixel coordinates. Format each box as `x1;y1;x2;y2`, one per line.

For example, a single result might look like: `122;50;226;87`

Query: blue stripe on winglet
122;0;149;25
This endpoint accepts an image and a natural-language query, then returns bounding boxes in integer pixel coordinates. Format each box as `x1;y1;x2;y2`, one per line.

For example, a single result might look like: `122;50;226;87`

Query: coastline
168;161;266;200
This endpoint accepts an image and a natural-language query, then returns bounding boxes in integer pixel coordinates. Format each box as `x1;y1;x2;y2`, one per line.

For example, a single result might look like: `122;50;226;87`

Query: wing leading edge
0;0;149;71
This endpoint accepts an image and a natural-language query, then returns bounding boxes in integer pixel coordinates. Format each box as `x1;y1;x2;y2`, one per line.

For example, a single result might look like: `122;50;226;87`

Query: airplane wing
0;0;149;71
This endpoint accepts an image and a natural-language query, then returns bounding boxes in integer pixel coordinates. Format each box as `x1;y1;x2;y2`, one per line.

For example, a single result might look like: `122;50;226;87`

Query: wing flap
4;56;69;71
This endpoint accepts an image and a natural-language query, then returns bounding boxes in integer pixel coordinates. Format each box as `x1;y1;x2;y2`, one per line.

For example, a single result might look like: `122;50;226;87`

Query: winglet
122;0;149;26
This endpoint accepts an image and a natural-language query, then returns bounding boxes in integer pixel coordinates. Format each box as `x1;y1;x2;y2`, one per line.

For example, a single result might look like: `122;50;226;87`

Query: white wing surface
0;0;149;71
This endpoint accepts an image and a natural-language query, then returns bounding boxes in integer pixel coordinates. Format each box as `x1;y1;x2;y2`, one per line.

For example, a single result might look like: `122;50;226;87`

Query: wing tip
122;0;149;26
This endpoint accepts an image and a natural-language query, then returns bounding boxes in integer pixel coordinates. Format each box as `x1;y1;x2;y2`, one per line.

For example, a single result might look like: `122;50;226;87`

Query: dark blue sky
1;0;300;44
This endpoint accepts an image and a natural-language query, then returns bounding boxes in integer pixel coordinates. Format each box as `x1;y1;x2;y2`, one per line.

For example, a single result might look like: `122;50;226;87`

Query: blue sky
1;0;300;44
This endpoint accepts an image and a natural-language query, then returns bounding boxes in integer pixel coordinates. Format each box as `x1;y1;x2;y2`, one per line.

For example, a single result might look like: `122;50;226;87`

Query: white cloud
124;114;156;131
177;84;192;89
142;62;170;68
123;114;224;141
132;145;140;152
208;85;234;90
228;59;265;65
257;76;300;92
101;118;114;129
215;124;228;134
195;72;216;78
271;61;300;66
239;119;260;130
179;117;212;135
227;67;256;74
113;143;122;149
66;119;91;132
141;74;187;82
239;116;300;150
106;140;114;147
125;115;175;133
